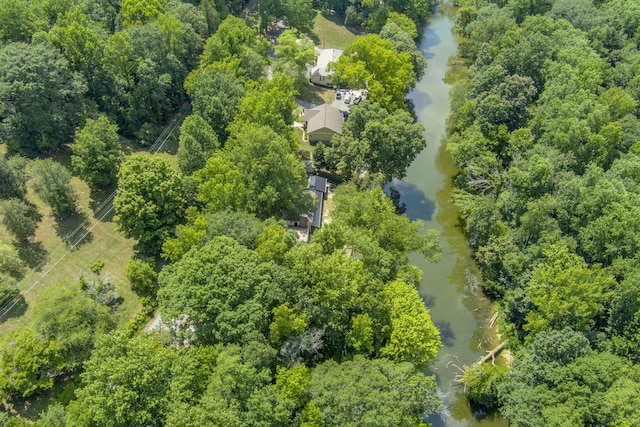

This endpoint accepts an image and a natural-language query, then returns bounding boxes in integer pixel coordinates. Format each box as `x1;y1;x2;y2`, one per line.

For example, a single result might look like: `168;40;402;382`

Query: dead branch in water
488;312;499;329
476;341;508;366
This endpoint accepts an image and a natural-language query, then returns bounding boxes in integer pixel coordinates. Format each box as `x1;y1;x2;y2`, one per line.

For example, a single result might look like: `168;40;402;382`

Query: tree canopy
0;42;86;155
113;155;185;253
330;35;416;110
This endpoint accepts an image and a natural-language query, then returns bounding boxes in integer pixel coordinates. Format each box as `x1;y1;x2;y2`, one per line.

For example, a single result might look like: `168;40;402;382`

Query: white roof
311;48;343;77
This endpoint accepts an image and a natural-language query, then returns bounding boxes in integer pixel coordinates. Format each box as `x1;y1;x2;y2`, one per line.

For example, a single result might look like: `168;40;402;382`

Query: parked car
353;94;362;105
344;93;351;104
336;90;341;100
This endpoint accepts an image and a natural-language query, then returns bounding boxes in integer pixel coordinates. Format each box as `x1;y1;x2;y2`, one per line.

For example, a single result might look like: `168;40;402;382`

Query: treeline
449;0;640;424
1;188;444;426
1;0;443;424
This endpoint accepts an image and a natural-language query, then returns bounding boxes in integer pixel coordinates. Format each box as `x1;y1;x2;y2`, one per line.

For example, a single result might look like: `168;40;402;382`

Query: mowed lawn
313;11;360;50
0;174;138;336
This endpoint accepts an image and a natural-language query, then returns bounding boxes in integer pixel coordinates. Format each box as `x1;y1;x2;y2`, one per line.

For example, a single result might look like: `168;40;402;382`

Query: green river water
396;3;509;426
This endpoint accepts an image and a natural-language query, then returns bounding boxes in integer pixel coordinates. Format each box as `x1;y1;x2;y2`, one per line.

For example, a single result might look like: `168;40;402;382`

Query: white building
309;48;343;87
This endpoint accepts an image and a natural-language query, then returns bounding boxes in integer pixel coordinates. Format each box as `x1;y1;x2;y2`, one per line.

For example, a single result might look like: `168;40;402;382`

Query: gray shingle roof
301;104;343;135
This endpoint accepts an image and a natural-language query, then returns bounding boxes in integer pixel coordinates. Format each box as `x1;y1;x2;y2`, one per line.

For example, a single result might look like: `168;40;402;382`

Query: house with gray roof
301;104;343;143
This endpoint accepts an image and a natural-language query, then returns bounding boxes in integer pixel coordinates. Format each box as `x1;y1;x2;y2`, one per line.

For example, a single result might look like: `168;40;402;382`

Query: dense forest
0;0;446;425
450;0;640;425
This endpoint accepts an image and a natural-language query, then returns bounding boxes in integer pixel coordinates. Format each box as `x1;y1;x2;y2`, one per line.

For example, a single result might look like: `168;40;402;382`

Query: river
394;3;509;426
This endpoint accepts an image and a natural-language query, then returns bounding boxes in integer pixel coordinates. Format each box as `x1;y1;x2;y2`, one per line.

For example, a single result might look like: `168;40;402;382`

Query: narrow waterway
395;3;509;426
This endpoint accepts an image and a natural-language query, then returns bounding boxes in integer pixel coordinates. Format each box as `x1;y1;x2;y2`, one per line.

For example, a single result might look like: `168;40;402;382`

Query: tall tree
524;245;615;333
32;283;116;371
0;0;34;43
308;356;442;426
158;236;292;345
0;42;86;155
329;35;415;110
379;22;427;81
185;67;245;142
0;198;40;242
0;156;26;200
31;159;79;217
114;155;185;253
177;114;219;175
274;29;316;88
228;125;312;219
325;101;425;182
380;279;442;368
72;115;123;189
228;75;298;138
67;331;174;427
0;328;64;399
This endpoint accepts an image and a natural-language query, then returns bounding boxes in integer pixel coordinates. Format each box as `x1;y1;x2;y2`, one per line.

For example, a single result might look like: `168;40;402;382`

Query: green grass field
297;83;335;105
313;11;360;50
0;126;181;337
0;163;138;336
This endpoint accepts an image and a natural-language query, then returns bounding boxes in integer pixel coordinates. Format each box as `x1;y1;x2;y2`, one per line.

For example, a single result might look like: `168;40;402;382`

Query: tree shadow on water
420;28;442;59
433;320;456;347
385;180;435;222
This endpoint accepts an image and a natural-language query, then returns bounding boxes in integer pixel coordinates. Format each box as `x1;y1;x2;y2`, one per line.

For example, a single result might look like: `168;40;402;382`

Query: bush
461;362;507;409
125;257;157;295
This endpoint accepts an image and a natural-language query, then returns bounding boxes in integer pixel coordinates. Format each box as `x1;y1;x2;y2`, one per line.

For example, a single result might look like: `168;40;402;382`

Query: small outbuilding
301;104;343;143
310;48;343;87
309;175;329;230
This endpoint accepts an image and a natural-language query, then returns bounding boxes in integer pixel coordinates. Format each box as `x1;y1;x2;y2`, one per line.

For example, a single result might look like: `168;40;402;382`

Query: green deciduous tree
196;125;311;219
67;331;173;427
0;0;34;43
0;42;86;155
158;237;292;345
229;74;298;138
0;243;24;279
309;356;442;426
380;22;427;81
0;328;64;399
0;198;40;242
380;280;441;367
114;155;185;253
186;67;245;142
0;156;26;200
274;29;315;88
194;153;247;212
125;257;157;295
255;222;297;264
72;115;123;189
329;35;415;110
177;114;219;175
47;9;111;105
524;245;615;333
32;283;116;371
326;101;425;182
31;159;79;217
121;0;166;27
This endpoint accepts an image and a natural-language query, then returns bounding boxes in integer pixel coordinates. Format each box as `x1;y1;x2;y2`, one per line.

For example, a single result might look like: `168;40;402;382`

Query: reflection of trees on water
384;180;436;222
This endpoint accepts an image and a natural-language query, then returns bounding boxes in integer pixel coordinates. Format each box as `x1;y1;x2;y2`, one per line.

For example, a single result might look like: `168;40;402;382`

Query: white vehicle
344;93;351;104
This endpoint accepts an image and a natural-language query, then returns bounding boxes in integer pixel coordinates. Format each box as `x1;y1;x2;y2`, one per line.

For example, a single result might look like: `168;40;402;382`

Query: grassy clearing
297;83;335;105
0;162;138;336
0;111;185;337
313;11;360;50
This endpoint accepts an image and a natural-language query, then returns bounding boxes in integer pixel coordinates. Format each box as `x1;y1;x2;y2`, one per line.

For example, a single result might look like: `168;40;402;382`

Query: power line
0;104;190;321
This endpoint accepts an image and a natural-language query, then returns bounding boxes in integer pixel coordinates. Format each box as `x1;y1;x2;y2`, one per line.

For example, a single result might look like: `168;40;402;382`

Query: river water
394;3;509;426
